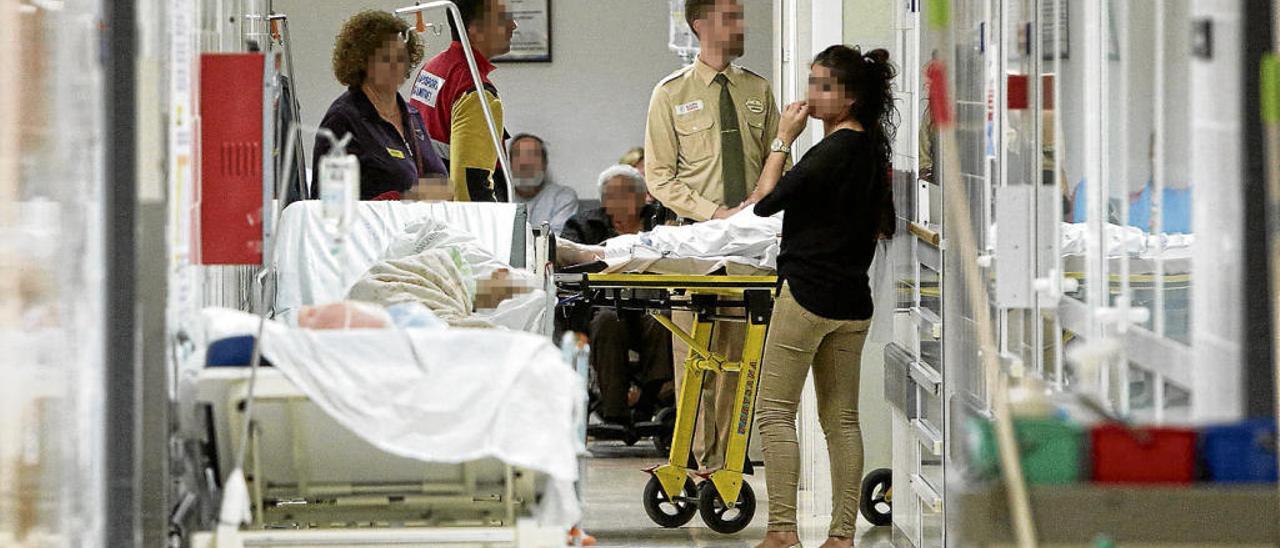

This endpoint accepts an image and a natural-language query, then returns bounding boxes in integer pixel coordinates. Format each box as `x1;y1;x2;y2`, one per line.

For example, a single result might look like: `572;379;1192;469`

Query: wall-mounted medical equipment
199;53;270;265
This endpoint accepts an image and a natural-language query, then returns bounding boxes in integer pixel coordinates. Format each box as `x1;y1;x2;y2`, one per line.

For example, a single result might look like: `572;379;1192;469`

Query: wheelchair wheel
643;475;698;528
859;468;892;526
697;480;756;534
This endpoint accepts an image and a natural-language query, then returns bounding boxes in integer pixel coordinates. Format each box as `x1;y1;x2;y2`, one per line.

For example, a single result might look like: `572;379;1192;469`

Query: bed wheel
859;468;893;526
697;480;756;534
643;475;698;528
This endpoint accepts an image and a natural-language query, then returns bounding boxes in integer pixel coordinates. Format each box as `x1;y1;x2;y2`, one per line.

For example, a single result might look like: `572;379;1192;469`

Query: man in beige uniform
644;0;783;469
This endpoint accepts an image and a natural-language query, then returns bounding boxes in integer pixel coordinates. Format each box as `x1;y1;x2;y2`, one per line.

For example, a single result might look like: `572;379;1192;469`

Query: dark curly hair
813;45;899;237
332;10;425;88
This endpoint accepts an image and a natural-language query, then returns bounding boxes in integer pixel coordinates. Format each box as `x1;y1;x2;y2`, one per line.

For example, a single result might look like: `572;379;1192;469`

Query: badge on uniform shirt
411;70;446;107
675;100;704;116
387;147;406;159
745;98;766;114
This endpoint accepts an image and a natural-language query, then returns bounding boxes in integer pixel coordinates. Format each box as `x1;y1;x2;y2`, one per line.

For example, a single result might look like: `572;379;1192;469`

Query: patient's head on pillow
298;301;392;329
473;268;534;310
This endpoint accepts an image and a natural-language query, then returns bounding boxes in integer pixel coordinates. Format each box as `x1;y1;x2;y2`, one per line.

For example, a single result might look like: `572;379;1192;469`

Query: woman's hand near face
778;101;811;144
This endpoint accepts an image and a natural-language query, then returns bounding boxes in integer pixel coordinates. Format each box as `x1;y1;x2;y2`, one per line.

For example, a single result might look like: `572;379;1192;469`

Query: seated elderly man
510;134;579;234
562;165;663;244
561;166;672;426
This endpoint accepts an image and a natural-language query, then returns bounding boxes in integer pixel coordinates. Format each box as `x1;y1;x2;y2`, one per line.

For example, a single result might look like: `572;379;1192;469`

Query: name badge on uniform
675;100;704;116
411;70;446;107
746;98;766;114
387;147;406;159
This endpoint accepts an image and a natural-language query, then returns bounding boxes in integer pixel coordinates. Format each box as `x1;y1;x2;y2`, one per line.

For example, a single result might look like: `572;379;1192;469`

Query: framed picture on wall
493;0;551;62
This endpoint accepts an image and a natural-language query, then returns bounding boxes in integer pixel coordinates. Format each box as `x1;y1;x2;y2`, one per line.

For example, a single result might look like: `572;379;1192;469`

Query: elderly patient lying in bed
315;217;544;330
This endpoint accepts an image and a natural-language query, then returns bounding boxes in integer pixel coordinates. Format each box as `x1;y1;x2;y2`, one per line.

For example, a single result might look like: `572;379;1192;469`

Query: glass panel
1149;0;1194;346
1104;0;1131;317
1;0;107;543
1058;0;1092;313
939;2;991;545
919;264;943;321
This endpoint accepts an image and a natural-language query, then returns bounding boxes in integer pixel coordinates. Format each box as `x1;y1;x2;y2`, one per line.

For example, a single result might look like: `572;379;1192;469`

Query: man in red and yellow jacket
409;0;517;202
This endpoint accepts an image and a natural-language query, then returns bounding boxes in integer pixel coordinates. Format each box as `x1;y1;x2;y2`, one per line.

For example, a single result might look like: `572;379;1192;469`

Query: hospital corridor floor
581;443;895;547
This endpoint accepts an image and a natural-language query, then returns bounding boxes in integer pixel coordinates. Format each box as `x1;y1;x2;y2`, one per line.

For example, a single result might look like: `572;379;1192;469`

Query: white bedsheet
202;307;583;525
1058;222;1194;258
600;209;782;274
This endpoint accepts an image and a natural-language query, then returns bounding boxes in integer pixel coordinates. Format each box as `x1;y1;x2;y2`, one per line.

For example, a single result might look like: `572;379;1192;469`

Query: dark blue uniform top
754;129;885;321
314;87;447;200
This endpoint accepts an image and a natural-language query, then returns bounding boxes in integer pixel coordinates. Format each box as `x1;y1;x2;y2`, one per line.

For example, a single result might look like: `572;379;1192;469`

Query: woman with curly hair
745;45;898;548
314;10;447;201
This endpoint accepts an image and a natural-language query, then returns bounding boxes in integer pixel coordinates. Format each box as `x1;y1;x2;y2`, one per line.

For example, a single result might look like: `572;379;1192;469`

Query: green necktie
715;73;747;207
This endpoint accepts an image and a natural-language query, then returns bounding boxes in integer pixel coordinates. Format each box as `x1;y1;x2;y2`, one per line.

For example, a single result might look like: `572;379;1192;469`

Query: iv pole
395;1;516;202
267;14;309;198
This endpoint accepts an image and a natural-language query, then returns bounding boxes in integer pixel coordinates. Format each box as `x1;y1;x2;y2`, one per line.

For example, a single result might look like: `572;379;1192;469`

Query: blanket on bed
347;248;495;328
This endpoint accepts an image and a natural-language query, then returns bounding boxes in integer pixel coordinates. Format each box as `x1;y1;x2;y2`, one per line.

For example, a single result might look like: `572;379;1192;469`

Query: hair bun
865;48;890;65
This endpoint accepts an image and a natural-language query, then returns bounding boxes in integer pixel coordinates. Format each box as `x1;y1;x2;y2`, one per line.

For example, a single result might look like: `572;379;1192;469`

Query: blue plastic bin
1201;418;1277;483
206;335;272;367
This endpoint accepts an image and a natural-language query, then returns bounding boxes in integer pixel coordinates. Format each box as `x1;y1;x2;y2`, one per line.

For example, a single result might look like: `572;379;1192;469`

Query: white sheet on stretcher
591;210;897;344
599;209;782;274
202;308;583;525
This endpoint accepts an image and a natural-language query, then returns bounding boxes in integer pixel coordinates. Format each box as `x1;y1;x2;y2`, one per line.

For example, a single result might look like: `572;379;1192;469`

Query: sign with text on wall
494;0;551;62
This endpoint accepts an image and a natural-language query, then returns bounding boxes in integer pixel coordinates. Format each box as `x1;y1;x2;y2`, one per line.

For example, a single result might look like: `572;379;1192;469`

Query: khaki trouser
670;309;744;470
757;284;870;538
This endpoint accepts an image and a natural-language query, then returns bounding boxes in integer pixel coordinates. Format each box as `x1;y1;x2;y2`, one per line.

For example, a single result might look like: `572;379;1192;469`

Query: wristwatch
770;137;791;155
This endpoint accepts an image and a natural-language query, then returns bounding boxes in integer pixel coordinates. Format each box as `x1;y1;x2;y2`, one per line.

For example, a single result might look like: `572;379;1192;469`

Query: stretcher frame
556;273;777;524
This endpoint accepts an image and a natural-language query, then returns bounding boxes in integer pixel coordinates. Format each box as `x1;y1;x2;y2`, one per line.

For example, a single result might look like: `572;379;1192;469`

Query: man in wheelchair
558;165;675;435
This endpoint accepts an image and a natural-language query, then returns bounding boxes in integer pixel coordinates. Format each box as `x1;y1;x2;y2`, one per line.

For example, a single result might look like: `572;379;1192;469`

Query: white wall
274;0;775;200
842;0;894;53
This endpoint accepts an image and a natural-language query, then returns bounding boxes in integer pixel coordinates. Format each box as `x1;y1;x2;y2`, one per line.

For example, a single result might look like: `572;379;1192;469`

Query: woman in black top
747;46;896;548
315;11;447;201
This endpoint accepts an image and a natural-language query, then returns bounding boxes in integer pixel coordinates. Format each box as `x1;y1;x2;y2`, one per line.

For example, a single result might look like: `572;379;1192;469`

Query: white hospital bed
191;201;574;547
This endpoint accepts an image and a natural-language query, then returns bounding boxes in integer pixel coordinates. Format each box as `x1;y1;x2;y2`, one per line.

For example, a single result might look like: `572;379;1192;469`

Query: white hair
596;164;647;197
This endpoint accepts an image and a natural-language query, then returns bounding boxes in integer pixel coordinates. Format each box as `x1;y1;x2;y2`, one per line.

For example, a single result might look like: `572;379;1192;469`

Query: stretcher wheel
653;407;676;456
859;468;892;526
643;475;698;528
697;480;756;534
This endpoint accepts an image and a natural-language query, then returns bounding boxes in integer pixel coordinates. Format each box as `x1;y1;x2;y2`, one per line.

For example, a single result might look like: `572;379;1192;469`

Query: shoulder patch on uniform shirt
737;64;767;81
675;100;704;116
657;65;695;87
745;98;765;114
410;70;446;107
